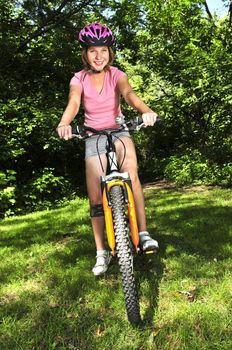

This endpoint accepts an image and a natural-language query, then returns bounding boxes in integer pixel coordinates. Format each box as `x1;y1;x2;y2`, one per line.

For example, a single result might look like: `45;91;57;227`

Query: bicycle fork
101;173;140;256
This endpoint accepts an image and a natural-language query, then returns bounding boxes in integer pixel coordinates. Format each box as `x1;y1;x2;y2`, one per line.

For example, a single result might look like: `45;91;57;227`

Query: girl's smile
87;46;110;71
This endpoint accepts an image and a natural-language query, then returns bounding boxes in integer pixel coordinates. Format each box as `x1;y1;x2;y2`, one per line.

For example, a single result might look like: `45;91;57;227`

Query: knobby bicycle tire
110;185;141;325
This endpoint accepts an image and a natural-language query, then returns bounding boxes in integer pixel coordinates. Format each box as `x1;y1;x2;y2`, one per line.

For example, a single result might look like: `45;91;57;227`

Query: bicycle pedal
141;247;159;255
144;249;158;255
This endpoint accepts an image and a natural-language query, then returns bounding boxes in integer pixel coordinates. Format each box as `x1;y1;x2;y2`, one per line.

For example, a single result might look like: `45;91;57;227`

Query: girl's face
87;46;110;72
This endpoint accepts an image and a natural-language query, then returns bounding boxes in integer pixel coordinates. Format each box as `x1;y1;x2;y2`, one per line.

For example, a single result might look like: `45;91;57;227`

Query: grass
0;185;231;350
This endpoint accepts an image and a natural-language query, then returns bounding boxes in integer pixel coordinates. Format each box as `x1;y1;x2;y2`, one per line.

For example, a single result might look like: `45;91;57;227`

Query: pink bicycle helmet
78;23;116;47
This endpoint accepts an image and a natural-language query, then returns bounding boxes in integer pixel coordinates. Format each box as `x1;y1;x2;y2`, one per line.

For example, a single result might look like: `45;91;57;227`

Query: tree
1;0;231;217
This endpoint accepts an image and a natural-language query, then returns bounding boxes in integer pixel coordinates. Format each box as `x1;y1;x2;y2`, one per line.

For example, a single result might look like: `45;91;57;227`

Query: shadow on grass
134;187;232;326
0;274;130;350
0;250;140;350
145;187;232;256
0;201;90;250
148;206;231;260
0;187;231;348
135;251;164;326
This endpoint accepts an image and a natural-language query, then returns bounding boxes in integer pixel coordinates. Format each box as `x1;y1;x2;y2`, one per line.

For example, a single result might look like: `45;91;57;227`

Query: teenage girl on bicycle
57;23;159;276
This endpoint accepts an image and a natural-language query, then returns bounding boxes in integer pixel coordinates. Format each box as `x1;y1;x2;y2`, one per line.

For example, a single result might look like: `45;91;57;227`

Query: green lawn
0;185;231;350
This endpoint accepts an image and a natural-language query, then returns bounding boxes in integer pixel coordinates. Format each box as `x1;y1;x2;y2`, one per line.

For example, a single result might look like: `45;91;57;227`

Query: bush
0;170;17;218
20;167;71;212
164;150;232;186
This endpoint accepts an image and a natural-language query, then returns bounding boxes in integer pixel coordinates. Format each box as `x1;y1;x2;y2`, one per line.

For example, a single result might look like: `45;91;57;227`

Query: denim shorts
85;131;131;159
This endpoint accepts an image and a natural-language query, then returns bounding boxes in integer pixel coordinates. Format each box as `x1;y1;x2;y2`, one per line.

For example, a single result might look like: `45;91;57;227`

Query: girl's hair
82;47;115;71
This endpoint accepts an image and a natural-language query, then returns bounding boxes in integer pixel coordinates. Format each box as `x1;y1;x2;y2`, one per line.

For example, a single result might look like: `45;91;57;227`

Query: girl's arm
117;75;158;126
57;85;82;140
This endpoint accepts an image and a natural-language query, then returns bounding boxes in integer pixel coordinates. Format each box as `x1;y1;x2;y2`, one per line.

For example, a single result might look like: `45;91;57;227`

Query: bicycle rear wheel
110;185;141;325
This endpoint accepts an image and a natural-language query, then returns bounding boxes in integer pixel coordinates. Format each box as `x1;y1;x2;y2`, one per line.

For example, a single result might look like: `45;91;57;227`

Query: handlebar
70;116;162;140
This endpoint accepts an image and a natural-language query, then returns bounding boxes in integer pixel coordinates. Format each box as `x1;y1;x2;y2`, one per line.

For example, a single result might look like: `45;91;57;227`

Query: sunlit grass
0;186;231;349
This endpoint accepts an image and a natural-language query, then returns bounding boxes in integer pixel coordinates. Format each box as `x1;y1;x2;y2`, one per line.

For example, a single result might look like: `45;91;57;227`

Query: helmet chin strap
88;64;104;74
89;67;103;74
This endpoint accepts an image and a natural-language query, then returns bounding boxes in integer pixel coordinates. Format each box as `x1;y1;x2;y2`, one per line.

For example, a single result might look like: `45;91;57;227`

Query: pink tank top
70;66;126;130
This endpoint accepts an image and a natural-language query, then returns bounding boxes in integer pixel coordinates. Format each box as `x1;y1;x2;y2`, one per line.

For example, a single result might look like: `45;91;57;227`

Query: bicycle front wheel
110;185;141;325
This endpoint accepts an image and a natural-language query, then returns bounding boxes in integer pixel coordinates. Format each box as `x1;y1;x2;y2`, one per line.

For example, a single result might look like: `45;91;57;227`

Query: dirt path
142;179;217;192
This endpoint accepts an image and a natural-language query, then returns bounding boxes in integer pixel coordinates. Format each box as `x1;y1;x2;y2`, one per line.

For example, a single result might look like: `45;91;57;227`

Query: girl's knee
89;195;102;205
129;171;140;186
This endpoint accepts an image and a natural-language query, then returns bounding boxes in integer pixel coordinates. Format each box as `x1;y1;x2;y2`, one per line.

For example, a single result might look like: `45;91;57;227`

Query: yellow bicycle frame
102;180;139;256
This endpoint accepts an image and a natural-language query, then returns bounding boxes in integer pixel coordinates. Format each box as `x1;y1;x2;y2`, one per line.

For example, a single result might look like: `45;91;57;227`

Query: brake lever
135;122;145;131
71;125;90;139
135;116;162;130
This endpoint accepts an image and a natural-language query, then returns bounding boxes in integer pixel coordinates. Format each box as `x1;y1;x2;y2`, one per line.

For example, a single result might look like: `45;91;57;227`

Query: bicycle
67;116;160;325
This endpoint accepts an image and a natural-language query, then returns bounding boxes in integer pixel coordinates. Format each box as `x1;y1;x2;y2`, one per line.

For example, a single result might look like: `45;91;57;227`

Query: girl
57;23;159;276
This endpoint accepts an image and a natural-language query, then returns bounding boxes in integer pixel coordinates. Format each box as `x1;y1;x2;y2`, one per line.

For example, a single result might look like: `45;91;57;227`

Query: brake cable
112;134;126;171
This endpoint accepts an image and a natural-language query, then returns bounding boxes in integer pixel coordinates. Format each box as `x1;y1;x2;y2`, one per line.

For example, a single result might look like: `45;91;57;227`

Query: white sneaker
139;231;159;252
92;250;112;276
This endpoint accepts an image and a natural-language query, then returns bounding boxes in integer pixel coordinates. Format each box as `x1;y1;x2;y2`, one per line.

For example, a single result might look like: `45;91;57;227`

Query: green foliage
140;0;232;162
164;150;232;186
20;167;71;212
1;0;231;216
0;170;16;218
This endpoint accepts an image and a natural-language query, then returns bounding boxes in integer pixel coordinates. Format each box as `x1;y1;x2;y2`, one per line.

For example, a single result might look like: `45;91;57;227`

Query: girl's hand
142;112;158;126
56;124;72;140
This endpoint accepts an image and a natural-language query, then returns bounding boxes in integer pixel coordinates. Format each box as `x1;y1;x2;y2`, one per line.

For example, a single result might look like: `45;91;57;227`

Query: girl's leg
85;154;112;275
115;137;146;231
85;154;107;250
115;136;159;251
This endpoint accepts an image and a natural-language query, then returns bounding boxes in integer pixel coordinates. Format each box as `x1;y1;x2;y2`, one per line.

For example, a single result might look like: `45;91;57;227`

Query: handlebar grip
71;125;86;136
137;116;163;124
156;116;163;122
136;117;143;125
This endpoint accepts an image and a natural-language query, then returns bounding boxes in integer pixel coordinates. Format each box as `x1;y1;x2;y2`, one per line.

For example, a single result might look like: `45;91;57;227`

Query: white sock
96;249;107;257
139;231;149;237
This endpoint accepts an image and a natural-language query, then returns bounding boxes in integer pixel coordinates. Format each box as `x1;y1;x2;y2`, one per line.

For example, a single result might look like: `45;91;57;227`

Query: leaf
96;326;104;337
